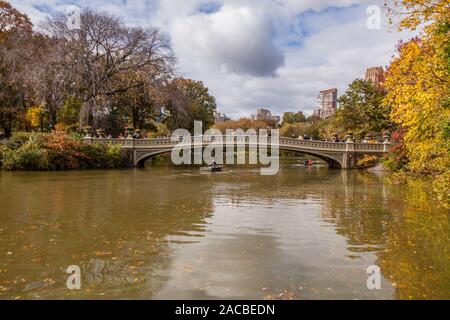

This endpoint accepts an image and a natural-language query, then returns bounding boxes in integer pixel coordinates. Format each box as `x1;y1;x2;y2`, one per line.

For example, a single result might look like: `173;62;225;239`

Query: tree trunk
4;125;12;139
132;110;138;130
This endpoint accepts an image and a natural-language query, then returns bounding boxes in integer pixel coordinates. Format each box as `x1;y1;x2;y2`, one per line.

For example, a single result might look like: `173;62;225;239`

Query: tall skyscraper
365;67;385;88
315;88;338;119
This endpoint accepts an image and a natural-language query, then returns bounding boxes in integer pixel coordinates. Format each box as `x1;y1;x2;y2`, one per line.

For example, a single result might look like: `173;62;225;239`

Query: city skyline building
251;108;281;124
213;111;231;124
365;66;385;88
313;88;338;119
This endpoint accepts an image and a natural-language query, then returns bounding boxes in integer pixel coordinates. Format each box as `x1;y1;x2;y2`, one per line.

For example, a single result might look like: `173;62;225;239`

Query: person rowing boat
200;160;223;172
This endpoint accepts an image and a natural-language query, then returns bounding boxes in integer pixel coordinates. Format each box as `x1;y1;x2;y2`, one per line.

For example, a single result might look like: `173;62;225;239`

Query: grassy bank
0;132;126;171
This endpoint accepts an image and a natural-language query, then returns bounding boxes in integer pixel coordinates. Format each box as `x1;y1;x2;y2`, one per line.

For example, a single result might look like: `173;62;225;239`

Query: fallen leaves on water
263;289;297;300
184;265;194;273
94;251;113;257
278;290;296;300
23;278;55;292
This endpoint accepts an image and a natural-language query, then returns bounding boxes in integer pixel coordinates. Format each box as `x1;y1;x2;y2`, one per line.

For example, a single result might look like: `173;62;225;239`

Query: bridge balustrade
84;136;387;152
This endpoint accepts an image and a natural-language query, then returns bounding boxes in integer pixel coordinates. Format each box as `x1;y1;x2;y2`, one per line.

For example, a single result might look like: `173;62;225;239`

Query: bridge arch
278;146;343;169
134;146;343;169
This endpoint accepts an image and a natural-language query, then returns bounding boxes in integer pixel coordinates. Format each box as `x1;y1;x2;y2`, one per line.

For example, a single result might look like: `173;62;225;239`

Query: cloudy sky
10;0;412;118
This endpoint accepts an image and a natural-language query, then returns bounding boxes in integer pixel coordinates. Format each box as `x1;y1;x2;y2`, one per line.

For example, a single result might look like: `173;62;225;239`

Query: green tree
336;79;392;139
111;72;161;131
282;112;306;125
163;78;217;132
58;97;83;128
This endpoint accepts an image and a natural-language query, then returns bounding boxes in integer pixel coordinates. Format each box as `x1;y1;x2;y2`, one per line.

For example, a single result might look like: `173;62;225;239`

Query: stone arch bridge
84;136;390;169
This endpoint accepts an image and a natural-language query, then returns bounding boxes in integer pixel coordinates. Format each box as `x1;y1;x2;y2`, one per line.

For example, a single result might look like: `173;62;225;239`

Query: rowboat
201;165;223;172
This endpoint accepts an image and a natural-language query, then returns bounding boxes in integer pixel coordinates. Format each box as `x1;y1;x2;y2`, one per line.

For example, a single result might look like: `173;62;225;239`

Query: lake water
0;159;449;299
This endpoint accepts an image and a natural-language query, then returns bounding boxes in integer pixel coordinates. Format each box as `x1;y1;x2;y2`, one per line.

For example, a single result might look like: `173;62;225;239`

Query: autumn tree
57;97;83;129
26;106;45;132
44;8;175;129
163;78;217;132
335;79;392;139
281;112;306;126
213;118;270;132
383;0;449;206
385;0;449;31
0;0;32;36
111;71;165;131
0;1;34;137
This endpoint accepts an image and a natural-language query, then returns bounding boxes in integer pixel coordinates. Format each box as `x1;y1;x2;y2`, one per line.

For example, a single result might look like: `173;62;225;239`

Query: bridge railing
83;136;388;152
354;143;389;152
278;137;347;150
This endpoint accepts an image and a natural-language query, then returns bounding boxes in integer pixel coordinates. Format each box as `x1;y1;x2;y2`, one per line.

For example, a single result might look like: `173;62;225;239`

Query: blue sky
10;0;412;118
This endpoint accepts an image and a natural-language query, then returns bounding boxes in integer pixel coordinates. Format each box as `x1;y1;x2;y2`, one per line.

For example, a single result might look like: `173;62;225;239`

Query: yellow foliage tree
385;0;450;31
383;0;450;206
26;106;45;132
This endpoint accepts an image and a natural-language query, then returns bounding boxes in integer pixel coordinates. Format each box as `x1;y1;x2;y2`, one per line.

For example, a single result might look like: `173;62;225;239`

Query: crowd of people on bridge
88;129;386;144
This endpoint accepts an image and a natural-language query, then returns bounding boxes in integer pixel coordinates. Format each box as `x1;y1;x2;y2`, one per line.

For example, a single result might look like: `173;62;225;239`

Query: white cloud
170;4;284;77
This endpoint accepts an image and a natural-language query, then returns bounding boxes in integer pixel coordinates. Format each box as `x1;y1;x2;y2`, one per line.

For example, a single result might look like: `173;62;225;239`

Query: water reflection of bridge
85;136;390;169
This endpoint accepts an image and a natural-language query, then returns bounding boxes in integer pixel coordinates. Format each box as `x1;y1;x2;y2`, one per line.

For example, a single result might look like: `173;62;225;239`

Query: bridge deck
83;136;389;169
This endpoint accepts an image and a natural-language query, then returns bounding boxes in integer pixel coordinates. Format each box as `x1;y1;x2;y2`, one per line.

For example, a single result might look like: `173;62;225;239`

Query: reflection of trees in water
318;172;395;249
209;165;341;205
0;170;214;299
210;168;450;299
376;181;450;299
318;173;450;299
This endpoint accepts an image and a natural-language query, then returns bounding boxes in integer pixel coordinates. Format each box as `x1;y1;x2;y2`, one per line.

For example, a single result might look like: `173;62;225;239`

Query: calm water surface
0;160;449;299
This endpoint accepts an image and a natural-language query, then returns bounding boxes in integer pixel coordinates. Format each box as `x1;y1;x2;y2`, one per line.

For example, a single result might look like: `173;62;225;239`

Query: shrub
6;132;37;150
105;143;123;167
356;155;379;169
381;128;408;171
43;132;82;170
0;144;7;167
77;143;124;169
0;132;126;171
1;141;49;171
